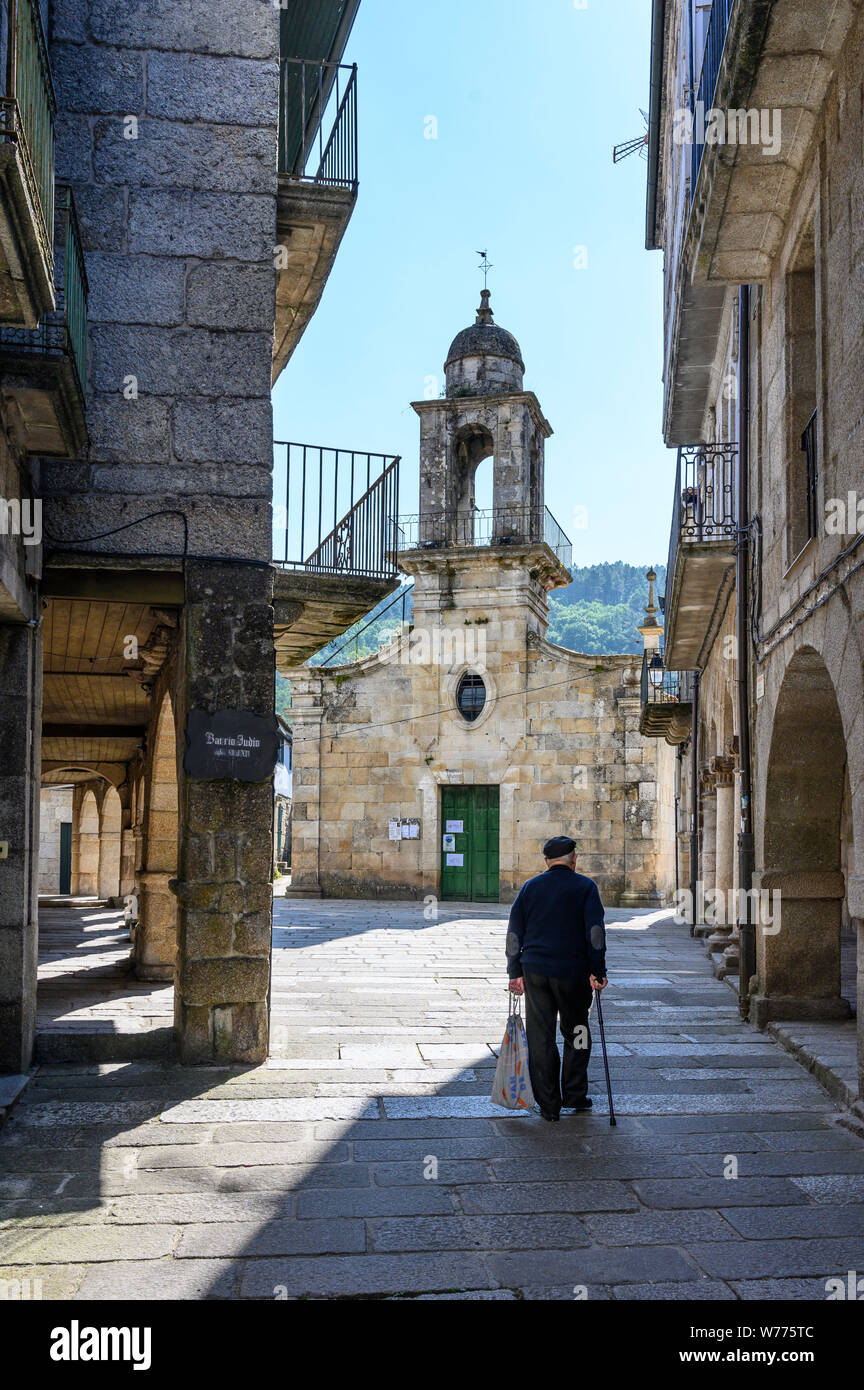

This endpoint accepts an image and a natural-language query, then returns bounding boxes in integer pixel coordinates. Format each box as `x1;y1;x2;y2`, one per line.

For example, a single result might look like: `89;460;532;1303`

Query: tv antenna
613;110;650;164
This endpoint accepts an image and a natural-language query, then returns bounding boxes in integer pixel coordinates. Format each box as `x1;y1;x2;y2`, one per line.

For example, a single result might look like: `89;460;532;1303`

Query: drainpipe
645;0;667;250
736;284;756;1017
689;671;700;937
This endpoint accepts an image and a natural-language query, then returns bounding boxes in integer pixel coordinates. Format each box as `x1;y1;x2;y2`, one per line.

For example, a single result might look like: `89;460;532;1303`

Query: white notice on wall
446;853;464;867
389;821;401;841
445;820;464;834
442;834;456;851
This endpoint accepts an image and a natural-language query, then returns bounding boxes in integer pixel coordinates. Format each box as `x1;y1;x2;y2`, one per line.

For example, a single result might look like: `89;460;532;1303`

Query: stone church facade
289;297;678;907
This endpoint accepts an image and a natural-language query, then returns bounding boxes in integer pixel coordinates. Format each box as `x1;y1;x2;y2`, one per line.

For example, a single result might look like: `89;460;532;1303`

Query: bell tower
411;291;554;549
403;292;571;639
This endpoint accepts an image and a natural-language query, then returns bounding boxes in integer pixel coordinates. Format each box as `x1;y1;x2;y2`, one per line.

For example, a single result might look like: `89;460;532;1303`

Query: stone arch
452;422;494;543
135;693;179;981
757;645;850;1021
97;785;122;901
74;788;100;896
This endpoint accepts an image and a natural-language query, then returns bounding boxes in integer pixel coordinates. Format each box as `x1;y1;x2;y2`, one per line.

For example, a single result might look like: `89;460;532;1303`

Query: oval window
456;672;486;723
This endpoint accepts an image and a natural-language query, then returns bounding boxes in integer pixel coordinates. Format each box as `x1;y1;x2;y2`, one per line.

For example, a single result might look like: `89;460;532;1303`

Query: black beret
543;836;577;859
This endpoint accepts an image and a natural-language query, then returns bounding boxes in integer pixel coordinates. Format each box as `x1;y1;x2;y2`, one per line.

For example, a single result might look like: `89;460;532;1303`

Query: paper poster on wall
446;853;464;867
389;821;401;841
445;820;464;834
442;833;456;851
407;824;420;839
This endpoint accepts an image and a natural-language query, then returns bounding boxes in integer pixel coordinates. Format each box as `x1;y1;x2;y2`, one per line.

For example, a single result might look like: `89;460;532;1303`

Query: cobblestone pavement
1;899;864;1300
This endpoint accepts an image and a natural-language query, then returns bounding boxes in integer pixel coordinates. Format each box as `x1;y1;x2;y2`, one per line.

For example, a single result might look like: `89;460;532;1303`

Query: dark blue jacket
506;866;607;982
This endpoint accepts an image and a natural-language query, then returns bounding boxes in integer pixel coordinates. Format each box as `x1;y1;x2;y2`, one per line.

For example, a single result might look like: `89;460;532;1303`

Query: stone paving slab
177;1218;366;1258
75;1259;239;1300
238;1252;492;1298
1;1224;178;1264
0;1264;86;1299
719;1204;864;1240
632;1178;809;1208
684;1238;864;1280
792;1175;864;1203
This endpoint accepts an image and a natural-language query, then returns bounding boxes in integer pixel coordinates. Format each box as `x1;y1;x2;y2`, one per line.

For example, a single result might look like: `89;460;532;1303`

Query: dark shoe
534;1106;560;1122
562;1099;593;1114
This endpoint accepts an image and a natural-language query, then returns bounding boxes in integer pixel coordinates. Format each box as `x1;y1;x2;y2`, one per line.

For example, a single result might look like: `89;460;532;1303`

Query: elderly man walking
506;836;608;1122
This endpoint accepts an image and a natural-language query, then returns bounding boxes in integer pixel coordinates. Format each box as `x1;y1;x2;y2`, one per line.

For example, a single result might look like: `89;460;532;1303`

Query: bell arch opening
451;423;494;544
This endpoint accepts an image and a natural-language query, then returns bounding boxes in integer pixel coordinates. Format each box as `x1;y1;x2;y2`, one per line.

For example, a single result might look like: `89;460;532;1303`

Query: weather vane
476;250;493;288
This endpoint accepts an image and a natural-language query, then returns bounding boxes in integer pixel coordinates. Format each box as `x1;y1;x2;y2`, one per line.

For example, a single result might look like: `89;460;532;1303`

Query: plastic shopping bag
491;994;535;1110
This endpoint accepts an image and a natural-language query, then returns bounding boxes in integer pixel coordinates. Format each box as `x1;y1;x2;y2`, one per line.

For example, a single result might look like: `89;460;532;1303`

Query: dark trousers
524;972;592;1115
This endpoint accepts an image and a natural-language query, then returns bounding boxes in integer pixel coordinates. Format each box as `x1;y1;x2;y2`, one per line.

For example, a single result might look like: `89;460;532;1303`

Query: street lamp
648;653;665;694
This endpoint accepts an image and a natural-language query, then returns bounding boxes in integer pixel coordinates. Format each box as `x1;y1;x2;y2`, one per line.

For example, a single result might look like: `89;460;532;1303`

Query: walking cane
594;987;617;1127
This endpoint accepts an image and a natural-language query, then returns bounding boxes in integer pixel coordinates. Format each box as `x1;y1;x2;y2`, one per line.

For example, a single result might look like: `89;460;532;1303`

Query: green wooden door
59;821;72;895
440;786;500;903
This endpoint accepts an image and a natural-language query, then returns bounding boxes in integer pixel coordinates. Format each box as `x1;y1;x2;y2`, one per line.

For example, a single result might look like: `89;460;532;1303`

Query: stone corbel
699;764;717;793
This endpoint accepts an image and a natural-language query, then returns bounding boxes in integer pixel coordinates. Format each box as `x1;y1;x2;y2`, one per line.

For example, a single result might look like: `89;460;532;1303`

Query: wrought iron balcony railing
396;506;573;571
665;442;738;599
273;443;400;580
0;0;56;275
0;183;88;401
690;0;735;200
278;58;358;190
641;650;696;711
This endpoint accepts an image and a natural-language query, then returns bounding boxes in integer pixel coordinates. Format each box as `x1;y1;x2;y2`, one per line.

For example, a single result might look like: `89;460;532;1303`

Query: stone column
119;814;136;897
695;768;717;936
723;742;743;975
173;561;275;1065
285;670;325;899
707;756;736;953
751;868;850;1026
0;623;41;1071
843;876;864;1112
135;871;177;981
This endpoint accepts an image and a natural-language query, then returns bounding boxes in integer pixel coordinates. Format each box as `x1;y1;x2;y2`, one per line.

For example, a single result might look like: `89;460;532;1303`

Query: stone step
34;1025;176;1064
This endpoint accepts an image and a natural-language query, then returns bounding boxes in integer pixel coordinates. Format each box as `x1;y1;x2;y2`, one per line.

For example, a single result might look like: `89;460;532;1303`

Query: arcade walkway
1;901;863;1300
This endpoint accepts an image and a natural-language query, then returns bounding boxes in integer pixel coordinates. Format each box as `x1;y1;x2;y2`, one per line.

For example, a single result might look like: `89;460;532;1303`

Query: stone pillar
843;876;864;1110
173;561;275;1065
751;869;851;1026
723;743;743;975
135;871;177;981
707;756;736;952
695;769;716;936
284;670;325;899
119;812;136;897
0;623;41;1071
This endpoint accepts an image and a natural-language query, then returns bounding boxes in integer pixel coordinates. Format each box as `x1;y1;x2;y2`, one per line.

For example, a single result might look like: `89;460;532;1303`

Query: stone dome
444;291;525;397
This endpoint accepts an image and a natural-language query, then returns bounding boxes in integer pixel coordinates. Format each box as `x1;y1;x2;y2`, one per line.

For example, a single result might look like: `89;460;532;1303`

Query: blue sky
272;0;677;569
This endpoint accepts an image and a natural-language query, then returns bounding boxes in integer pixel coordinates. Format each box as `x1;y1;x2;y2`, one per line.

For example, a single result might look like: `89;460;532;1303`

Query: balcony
0;184;88;456
0;0;55;325
396;506;573;575
640;650;695;745
663;443;737;670
273;58;359;385
685;0;858;286
272;442;402;670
